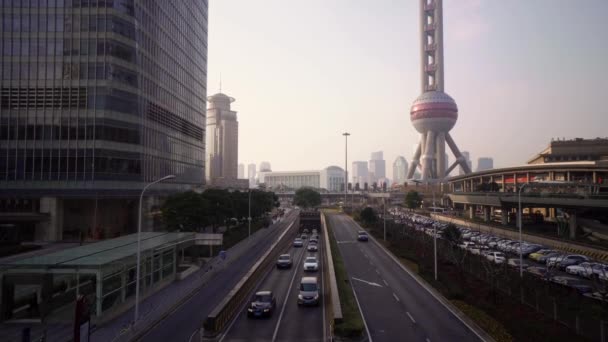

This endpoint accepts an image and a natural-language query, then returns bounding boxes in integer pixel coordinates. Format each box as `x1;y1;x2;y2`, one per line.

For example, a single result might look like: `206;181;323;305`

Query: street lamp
134;174;175;324
414;178;439;281
517;182;532;278
342;132;350;211
248;189;252;237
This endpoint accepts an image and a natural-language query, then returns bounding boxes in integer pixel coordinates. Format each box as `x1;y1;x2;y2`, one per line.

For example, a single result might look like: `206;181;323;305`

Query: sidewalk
0;212;297;342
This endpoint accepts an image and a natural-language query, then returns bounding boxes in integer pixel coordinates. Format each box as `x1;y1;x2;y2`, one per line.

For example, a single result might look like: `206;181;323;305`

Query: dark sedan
247;291;276;318
357;231;369;242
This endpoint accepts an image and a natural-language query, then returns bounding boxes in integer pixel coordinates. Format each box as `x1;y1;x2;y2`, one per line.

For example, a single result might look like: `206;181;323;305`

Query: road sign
195;233;223;246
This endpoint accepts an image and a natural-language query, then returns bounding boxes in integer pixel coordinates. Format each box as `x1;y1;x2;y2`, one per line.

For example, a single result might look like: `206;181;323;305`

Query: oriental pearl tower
407;0;471;181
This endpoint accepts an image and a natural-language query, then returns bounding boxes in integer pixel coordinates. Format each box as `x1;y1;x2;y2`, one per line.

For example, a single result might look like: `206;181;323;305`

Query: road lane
329;213;484;342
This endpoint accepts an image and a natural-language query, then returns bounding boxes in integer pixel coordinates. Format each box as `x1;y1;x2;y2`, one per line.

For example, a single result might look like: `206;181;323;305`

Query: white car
303;257;319;272
486;252;506;264
566;262;597;277
307;243;318;252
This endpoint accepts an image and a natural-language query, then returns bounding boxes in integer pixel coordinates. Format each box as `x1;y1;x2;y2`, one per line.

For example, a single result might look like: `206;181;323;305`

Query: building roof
447;161;608;182
4;232;194;268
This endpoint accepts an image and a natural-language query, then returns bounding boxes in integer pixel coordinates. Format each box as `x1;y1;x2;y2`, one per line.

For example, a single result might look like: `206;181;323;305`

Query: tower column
436;132;446;179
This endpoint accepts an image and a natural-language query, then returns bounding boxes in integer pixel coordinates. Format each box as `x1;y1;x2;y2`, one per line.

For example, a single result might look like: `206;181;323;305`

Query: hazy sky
207;0;608;180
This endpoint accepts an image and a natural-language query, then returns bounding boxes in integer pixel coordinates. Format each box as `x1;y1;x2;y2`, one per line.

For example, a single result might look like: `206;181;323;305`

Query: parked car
521;244;543;257
293;238;304;247
303;257;319;272
526;266;549;279
587;264;608;279
276;254;292;269
508;258;529;269
557;255;590;270
539;252;563;264
298;277;320;306
486;251;506;264
307;243;318;252
546;254;567;268
357;231;369;242
247;291;276;318
565;262;597;277
550;276;594;294
529;249;556;262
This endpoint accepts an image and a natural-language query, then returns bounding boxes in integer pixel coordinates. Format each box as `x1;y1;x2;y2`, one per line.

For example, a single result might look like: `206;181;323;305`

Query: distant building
248;163;256;188
206;93;239;183
369;151;386;183
263;167;345;192
352;161;369;187
459;151;472;176
238;164;245;179
393;156;408;185
259;161;272;172
320;166;346;192
528;138;608;164
476;157;494;172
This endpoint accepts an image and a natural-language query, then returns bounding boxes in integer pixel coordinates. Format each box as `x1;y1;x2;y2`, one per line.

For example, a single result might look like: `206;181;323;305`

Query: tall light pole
248;189;252;237
517;182;530;278
383;197;387;242
135;174;175;324
342;132;350;211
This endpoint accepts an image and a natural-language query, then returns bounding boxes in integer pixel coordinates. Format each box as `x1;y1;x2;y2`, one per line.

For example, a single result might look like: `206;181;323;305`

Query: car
550;276;594;294
301;233;308;240
297;277;320;306
307;243;318;252
565;262;597;277
357;231;369;241
586;264;608;279
303;229;310;234
539;252;563;264
276;254;292;269
486;251;506;264
529;249;556;262
556;255;590;270
293;238;304;247
470;245;490;255
303;257;319;272
521;244;544;257
507;258;529;269
312;229;318;234
526;266;549;279
309;237;319;244
247;291;276;318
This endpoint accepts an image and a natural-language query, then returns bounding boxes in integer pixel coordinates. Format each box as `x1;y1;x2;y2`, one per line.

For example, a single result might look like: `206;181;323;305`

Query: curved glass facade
1;0;208;191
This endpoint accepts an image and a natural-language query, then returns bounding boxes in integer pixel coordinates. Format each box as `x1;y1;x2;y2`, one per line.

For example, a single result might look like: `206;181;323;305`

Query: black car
357;231;369;242
276;254;292;269
247;291;276;318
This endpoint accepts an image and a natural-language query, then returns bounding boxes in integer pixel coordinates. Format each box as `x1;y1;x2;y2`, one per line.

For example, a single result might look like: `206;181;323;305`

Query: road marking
406;311;416;324
363;253;369;259
351;277;383;288
188;329;198;342
337;240;355;244
382;279;388;286
392;293;400;302
426;338;431;342
375;269;380;275
351;282;373;342
272;244;308;342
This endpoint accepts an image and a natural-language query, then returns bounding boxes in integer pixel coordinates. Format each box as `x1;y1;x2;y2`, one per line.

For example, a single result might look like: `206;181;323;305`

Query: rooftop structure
529;137;608;164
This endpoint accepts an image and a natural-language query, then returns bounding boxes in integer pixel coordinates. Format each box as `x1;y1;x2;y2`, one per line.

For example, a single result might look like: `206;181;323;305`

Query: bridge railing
321;211;343;338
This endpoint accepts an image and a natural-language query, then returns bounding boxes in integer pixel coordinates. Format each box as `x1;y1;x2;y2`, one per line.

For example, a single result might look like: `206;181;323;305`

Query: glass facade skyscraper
1;0;208;240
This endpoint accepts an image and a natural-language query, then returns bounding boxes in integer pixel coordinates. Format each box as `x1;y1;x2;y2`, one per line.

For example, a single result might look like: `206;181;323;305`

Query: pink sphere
410;91;458;133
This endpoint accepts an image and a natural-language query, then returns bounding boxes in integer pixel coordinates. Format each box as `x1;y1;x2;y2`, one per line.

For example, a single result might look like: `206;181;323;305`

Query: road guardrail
321;211;343;338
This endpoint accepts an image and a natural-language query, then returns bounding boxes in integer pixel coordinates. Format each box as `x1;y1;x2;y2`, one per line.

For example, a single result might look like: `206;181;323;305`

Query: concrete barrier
432;214;608;262
321;211;342;339
202;215;300;338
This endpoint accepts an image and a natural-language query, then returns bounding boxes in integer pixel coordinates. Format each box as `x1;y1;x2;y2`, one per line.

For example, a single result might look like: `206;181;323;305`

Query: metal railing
321;211;342;338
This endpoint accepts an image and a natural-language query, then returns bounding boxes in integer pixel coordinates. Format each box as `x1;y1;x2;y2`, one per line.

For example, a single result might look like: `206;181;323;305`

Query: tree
294;187;321;208
441;223;462;246
360;207;377;225
405;190;422;210
161;191;210;232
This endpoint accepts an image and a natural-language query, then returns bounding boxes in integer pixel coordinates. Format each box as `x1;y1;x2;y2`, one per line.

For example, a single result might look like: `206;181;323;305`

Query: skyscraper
407;0;471;181
259;161;272;172
248;163;257;188
459;151;473;175
352;161;368;188
0;1;208;241
369;151;386;183
238;164;245;179
206;93;238;182
477;157;494;172
393;156;408;185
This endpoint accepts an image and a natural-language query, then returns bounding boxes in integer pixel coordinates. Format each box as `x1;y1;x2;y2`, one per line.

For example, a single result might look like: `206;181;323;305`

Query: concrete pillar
468;206;474;220
501;175;505;192
569;212;577;239
483;206;491;222
501;208;508;225
37;197;64;241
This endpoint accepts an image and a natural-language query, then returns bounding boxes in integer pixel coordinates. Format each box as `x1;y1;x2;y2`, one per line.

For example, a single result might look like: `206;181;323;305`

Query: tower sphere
410;91;458;133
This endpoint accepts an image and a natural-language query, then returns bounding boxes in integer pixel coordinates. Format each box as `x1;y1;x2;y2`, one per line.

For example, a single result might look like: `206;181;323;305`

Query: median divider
202;213;300;339
321;211;343;339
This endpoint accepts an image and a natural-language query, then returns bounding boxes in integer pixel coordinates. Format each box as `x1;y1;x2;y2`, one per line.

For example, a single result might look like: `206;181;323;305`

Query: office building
0;1;208;241
476;157;494;172
459;151;473;176
393;156;408;185
259;161;272;172
238;164;245;179
369;151;386;183
263;166;344;192
206;92;238;183
248;163;256;188
352;161;368;187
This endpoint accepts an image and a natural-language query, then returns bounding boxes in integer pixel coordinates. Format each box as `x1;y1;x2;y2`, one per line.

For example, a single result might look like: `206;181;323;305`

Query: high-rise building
0;1;208;241
407;0;471;181
459;151;473;175
477;157;494;172
393;156;408;185
352;161;368;187
206;93;238;183
259;161;272;172
238;164;245;179
248;163;257;188
369;151;386;183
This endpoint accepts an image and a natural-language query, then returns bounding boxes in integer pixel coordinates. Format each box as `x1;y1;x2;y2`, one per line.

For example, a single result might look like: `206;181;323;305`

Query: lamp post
517;182;530;278
248;189;252;237
342;132;350;211
383;197;387;242
134;174;175;324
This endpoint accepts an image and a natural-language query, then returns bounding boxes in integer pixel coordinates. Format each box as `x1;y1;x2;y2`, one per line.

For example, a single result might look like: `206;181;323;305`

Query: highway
328;213;484;342
220;234;326;342
137;213;298;342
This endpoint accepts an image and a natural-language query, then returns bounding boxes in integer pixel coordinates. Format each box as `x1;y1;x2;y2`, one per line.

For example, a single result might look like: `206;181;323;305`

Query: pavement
219;231;326;342
328;213;488;342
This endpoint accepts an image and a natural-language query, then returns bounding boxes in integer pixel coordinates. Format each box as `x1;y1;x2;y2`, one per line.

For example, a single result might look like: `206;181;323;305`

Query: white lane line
406;311;416;324
351;282;373;342
363;253;369;259
351;277;383;288
426;338;431;342
382;279;388;286
375;269;380;275
188;329;198;342
392;293;400;302
271;244;307;342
